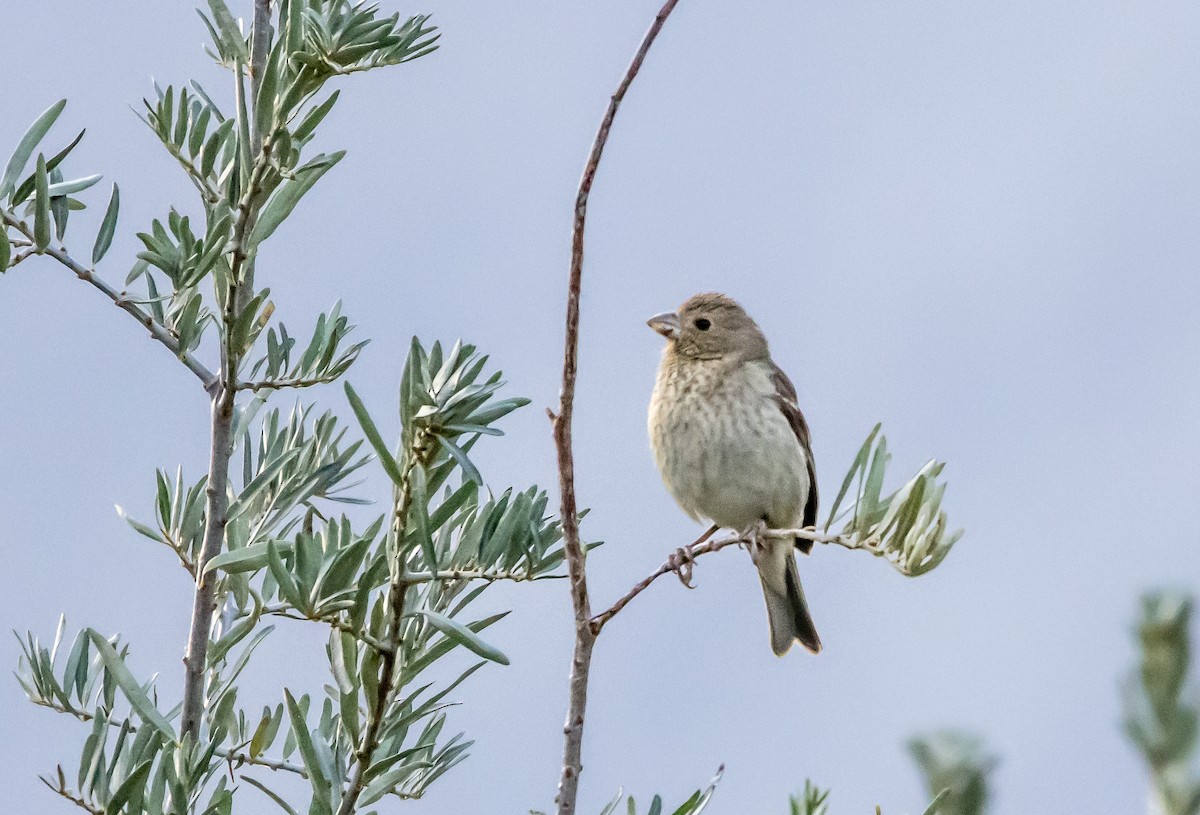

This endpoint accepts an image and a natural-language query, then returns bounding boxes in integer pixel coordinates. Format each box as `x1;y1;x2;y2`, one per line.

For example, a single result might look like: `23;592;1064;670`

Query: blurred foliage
908;731;995;815
1125;591;1200;815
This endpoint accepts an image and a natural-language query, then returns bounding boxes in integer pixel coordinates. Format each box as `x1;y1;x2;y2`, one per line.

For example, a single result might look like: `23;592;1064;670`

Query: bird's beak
646;311;681;340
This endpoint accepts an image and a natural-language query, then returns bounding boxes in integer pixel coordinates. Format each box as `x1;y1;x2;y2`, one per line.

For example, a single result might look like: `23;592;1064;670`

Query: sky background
2;1;1199;813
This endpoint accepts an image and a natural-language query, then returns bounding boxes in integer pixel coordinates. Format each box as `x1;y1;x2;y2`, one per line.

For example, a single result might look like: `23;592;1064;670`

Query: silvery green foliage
1125;592;1200;815
824;425;962;577
17;339;563;814
908;732;995;815
4;2;570;814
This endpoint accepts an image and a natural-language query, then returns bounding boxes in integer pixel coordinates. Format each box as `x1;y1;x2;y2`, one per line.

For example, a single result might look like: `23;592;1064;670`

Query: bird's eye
694;318;711;331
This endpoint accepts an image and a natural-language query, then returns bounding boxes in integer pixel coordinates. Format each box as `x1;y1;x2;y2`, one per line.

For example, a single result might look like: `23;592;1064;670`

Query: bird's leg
744;520;770;566
667;524;717;589
691;524;719;548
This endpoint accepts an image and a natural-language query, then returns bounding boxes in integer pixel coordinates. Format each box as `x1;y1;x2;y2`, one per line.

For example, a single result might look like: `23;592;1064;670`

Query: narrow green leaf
437;437;483;486
206;0;249;62
408;465;438;568
105;759;153;815
284;0;304;54
189;104;212;158
292;91;339;143
327;630;355;696
204;541;292;575
248;151;343;246
46;173;102;198
344;382;405;485
12;128;86;204
1;98;66;200
249;710;272;758
825;423;880;531
267;541;305;610
858;436;890;530
0;228;10;272
92;183;120;264
49;166;69;241
254;46;280;140
33;154;51;251
284;689;332;806
85;631;175;739
415;610;509;665
227;447;302;519
243;776;301;815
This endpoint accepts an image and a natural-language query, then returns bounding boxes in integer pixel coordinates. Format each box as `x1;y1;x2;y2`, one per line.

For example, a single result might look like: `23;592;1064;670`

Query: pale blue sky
3;2;1199;813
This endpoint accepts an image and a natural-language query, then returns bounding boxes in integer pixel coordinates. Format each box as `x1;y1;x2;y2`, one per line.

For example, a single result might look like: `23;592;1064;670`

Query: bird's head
647;292;769;361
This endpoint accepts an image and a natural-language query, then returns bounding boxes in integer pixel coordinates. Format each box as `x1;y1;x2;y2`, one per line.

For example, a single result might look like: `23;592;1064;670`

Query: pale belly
649;362;809;531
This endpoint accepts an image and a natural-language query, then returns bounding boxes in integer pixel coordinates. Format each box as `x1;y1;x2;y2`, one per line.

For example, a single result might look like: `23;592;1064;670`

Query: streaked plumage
647;293;821;655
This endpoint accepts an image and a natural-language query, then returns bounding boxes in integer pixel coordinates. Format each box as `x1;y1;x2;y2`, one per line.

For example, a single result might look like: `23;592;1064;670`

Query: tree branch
590;526;851;634
404;568;567;585
0;210;217;392
335;429;433;815
249;0;274;157
260;605;394;654
41;778;103;815
180;135;274;741
551;2;683;813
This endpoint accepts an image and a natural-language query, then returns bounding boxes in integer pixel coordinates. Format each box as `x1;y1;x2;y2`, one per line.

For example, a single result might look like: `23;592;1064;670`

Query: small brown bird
647;293;821;655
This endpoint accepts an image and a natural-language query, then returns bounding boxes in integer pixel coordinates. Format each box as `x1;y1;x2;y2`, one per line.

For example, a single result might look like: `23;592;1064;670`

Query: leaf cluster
824;425;962;577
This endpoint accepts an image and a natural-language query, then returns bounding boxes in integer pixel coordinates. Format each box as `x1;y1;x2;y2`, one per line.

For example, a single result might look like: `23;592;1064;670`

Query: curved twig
590;526;852;634
551;1;685;813
0;211;217;392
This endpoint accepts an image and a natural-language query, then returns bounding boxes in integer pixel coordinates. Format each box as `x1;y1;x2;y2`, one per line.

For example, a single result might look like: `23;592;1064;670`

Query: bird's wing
770;361;818;531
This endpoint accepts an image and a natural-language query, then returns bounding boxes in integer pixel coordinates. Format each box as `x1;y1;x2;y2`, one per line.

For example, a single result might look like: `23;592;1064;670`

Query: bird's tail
757;542;821;656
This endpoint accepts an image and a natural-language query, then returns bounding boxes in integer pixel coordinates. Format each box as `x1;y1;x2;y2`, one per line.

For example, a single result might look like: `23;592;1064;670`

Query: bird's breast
648;357;808;530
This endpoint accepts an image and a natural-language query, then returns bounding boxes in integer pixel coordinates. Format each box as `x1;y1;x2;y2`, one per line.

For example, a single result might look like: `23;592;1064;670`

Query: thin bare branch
249;0;274;156
590;526;852;634
261;605;394;654
0;210;217;391
181;134;274;740
404;568;566;584
336;428;434;815
41;777;103;815
551;1;683;813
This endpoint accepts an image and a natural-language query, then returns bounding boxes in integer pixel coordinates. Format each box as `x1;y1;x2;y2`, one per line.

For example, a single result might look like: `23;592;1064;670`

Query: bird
646;292;821;656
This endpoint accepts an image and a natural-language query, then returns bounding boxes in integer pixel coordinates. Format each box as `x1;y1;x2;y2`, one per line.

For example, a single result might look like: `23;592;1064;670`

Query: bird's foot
667;546;696;589
744;521;770;565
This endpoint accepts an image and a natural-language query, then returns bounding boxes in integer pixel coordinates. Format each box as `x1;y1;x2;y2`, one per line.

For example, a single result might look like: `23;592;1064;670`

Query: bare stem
551;2;683;813
260;605;393;654
404;568;566;584
249;0;274;156
0;210;217;391
180;369;236;739
590;526;851;634
335;431;431;815
180;135;274;741
41;780;103;815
